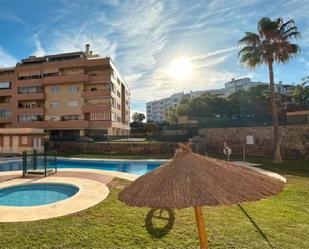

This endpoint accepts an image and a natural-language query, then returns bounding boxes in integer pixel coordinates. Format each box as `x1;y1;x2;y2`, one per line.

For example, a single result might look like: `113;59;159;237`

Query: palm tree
238;17;300;163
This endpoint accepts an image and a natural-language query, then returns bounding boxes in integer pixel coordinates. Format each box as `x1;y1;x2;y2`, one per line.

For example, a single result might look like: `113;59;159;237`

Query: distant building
0;128;44;154
146;93;184;122
223;77;292;96
146;77;292;122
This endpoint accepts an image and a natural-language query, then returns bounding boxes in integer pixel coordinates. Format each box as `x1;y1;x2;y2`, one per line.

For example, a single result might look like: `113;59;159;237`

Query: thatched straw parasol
118;145;284;249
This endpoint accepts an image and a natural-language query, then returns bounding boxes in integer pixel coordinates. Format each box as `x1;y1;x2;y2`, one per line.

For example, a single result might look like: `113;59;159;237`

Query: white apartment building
146;93;184;122
146;77;292;122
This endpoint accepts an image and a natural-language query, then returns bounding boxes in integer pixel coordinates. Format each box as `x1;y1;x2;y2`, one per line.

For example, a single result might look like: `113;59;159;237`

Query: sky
0;0;308;115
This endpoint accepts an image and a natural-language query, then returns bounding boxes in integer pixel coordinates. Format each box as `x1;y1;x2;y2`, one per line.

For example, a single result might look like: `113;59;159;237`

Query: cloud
10;0;307;105
0;47;17;67
32;35;46;57
190;47;238;61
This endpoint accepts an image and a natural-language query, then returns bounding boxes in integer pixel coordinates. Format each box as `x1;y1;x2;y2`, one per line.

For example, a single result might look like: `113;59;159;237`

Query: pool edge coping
0;176;109;223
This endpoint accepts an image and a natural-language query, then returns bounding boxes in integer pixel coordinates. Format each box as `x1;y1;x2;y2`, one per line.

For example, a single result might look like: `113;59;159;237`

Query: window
110;83;115;93
111;98;116;108
67;101;79;107
0;109;11;117
50;101;60;108
90;112;111;121
18;114;43;122
62;115;80;120
117;91;121;97
117;103;121;110
18;86;42;94
0;82;11;89
21;136;28;145
68;85;79;93
51;86;60;93
111;113;116;122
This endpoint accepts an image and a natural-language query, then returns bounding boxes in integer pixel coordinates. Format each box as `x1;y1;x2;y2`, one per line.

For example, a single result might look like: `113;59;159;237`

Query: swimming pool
0;159;164;175
0;183;79;206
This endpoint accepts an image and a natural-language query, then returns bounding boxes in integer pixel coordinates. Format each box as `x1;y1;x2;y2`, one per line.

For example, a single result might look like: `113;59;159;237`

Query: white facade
147;93;185;122
146;78;292;122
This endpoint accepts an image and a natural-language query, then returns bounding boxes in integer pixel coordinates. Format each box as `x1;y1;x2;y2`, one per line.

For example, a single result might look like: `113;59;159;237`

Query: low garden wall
45;141;181;155
198;124;309;158
45;124;308;159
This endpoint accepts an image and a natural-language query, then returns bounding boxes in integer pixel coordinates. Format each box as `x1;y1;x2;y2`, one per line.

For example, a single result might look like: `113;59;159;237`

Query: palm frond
280;19;296;32
238;32;260;46
283;31;301;40
238;17;301;68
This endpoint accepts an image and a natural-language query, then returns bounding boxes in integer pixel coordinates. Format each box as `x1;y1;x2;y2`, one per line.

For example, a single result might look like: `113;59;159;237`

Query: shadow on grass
144;208;175;238
238;204;274;249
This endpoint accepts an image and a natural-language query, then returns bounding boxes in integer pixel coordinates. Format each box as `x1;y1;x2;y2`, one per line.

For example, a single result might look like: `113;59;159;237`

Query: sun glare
168;57;193;80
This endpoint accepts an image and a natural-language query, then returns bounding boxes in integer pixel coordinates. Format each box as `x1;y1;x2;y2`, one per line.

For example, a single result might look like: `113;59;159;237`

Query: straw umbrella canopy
118;146;284;249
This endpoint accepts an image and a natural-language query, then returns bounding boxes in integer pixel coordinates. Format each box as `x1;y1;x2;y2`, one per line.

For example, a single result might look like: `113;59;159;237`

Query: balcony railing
42;74;88;85
0;89;13;96
83;89;111;98
88;74;111;83
16;107;45;114
82;104;111;113
16;92;45;100
0;116;12;123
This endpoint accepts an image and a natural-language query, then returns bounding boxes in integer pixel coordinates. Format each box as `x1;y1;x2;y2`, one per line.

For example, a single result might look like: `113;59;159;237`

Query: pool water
0;159;163;175
57;160;162;175
0;183;79;206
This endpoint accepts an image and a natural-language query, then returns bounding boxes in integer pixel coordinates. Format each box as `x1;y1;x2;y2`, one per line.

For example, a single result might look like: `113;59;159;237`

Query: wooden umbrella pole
194;206;208;249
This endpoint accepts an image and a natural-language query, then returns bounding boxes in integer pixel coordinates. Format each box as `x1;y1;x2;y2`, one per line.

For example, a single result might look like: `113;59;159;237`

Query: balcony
0;89;13;96
0;102;12;109
16;92;45;101
83;89;111;98
44;120;90;129
13;121;45;128
82;104;111;113
88;74;111;83
0;116;12;123
88;120;112;128
16;78;42;86
16;107;45;114
42;74;88;85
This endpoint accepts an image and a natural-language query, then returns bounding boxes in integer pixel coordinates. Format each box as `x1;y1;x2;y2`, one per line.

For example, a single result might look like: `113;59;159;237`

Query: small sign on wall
246;135;254;145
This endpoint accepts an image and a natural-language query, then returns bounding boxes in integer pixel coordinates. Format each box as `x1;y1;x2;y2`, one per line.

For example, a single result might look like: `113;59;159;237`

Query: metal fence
49;134;192;143
22;150;57;177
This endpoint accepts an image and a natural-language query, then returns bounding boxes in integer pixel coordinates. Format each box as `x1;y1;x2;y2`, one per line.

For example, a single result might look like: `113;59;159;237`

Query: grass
0;158;308;248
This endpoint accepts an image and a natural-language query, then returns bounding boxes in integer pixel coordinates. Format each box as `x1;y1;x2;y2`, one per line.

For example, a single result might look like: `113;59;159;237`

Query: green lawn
0;158;308;249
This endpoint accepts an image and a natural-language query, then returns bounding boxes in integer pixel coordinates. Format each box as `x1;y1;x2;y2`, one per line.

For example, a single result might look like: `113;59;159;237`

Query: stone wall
45;124;309;159
198;124;309;158
45;141;180;155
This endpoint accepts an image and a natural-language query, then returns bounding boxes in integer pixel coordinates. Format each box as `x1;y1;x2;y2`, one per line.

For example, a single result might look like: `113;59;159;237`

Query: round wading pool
0;183;79;207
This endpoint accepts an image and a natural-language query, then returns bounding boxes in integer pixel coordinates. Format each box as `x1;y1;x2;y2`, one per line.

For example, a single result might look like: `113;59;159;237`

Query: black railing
49;135;191;143
22;150;57;177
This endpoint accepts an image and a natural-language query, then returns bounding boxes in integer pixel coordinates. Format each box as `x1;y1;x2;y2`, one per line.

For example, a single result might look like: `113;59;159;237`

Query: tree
130;112;145;130
238;17;300;163
132;112;145;123
144;122;157;136
291;84;309;106
166;107;178;124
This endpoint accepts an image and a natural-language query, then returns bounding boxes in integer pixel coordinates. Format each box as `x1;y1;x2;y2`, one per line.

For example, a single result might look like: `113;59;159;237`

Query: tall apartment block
0;44;130;138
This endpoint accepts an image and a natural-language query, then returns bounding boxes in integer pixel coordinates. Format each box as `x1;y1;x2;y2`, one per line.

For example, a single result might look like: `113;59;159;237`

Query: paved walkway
231;161;287;183
0;169;139;223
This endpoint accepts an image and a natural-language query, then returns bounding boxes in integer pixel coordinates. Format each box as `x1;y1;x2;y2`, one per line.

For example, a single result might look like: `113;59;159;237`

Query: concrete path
231;161;287;183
